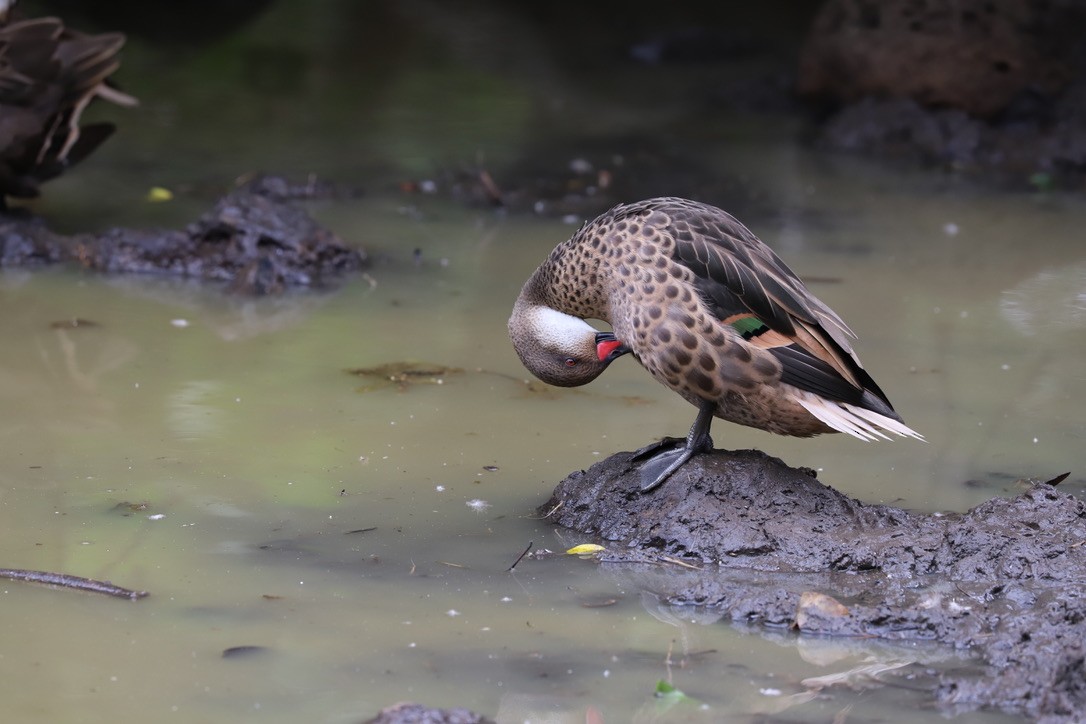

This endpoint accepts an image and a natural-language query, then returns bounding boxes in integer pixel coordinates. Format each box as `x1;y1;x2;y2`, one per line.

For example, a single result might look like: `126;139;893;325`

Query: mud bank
0;176;365;294
543;449;1086;720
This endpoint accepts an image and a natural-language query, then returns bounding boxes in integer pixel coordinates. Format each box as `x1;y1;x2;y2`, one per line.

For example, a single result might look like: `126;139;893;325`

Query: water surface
2;4;1082;722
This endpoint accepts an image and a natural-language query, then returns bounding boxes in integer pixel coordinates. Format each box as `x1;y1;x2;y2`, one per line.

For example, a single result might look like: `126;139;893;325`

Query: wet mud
364;702;493;724
543;449;1086;720
0;175;366;294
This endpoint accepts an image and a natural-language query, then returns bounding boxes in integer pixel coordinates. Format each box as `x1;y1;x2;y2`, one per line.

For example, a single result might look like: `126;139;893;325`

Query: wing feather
665;198;897;414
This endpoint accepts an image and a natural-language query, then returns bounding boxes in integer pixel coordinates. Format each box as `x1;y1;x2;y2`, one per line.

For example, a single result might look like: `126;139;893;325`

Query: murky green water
3;3;1083;722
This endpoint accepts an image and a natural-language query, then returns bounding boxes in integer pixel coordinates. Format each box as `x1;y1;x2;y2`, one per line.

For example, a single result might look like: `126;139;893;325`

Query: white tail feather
795;393;925;442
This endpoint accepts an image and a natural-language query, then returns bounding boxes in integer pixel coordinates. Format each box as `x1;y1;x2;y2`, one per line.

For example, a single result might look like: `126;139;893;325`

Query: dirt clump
543;448;1085;720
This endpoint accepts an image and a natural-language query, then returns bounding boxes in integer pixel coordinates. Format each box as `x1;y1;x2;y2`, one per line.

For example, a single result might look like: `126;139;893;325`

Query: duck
0;3;137;208
508;197;923;492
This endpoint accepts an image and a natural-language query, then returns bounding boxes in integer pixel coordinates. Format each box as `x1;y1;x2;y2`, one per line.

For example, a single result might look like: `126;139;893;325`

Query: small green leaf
654;680;688;700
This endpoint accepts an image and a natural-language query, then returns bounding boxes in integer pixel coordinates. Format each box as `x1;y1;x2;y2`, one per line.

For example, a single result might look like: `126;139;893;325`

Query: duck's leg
633;402;715;492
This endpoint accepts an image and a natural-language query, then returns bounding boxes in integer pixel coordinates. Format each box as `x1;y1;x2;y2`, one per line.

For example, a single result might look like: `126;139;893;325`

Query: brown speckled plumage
0;10;137;205
509;197;922;489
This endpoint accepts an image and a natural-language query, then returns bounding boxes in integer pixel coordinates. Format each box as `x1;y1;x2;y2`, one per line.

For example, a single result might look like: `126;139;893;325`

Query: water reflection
1001;262;1086;335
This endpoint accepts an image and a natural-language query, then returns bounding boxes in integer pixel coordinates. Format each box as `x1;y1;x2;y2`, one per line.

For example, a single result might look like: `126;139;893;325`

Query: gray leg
636;402;715;492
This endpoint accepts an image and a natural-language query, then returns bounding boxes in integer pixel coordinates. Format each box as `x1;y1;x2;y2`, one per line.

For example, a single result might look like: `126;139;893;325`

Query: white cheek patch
529;307;597;353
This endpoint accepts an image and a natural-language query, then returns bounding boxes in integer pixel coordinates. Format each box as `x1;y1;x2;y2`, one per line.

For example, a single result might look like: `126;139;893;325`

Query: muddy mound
543;449;1085;720
0;175;366;294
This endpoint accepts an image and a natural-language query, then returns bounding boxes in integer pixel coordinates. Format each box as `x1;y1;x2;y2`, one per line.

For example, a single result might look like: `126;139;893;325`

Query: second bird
508;197;923;492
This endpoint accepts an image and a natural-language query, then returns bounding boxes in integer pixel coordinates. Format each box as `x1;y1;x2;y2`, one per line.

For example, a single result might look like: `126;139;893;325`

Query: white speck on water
435;485;446;492
943;222;960;236
760;688;782;697
408;642;417;648
1001;364;1010;370
134;382;140;389
1033;437;1039;443
170;319;189;328
419;179;437;194
466;498;491;512
148;514;165;521
561;214;580;225
603;669;611;678
480;626;491;632
235;397;241;403
446;609;460;617
500;596;513;602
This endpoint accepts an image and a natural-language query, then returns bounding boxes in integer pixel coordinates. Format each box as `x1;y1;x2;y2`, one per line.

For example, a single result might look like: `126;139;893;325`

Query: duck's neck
521;245;608;321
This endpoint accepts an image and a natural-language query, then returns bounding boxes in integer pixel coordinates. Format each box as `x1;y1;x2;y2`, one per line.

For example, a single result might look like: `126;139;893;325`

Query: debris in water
0;568;148;600
466;498;491;512
566;543;605;556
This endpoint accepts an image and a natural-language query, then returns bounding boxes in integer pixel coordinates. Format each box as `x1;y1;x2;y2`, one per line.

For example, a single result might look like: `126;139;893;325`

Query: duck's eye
564;357;577;367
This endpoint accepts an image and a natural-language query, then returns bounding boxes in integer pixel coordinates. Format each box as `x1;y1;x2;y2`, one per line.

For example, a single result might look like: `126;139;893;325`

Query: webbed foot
631;403;716;492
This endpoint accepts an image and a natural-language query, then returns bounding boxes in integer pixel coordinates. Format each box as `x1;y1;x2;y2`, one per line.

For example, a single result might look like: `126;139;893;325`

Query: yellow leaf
566;543;605;555
146;187;174;202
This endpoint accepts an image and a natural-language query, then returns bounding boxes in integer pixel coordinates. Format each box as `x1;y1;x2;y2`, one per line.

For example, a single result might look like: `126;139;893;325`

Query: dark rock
364;702;494;724
542;448;1086;719
0;213;65;266
798;0;1080;117
72;184;365;293
818;97;984;166
0;175;367;294
814;93;1086;180
546;448;1086;578
799;0;1086;183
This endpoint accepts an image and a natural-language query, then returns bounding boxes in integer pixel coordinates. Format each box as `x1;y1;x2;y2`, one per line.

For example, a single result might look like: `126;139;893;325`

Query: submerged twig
0;568;148;600
507;540;533;572
658;555;702;571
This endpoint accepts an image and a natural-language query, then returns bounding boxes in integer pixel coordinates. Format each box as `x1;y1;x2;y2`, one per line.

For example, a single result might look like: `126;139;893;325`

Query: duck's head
508;304;629;387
